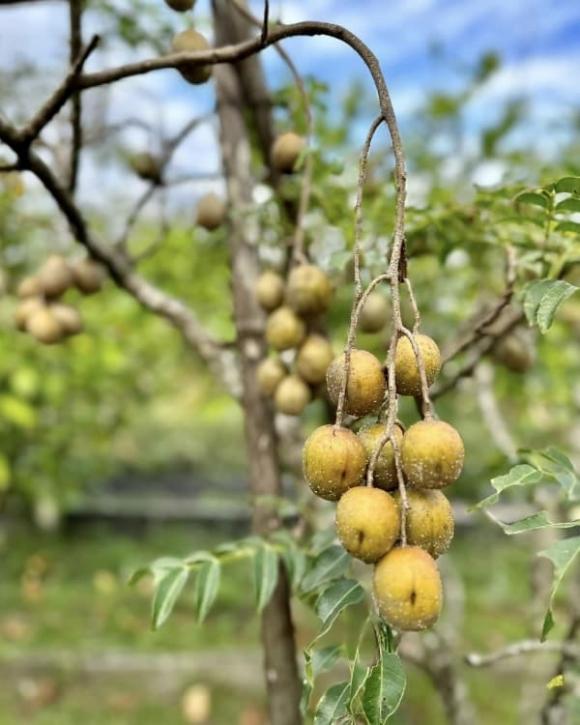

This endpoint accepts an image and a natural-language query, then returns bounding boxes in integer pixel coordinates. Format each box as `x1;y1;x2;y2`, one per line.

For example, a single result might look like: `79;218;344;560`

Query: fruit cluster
303;334;465;631
14;255;104;345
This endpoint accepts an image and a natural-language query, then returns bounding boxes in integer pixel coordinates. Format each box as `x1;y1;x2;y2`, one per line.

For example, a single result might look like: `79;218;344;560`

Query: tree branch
68;0;83;194
465;640;580;668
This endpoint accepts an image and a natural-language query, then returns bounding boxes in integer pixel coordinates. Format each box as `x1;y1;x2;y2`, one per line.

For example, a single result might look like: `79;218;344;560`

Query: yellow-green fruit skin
359;292;389;333
326;349;386;417
274;375;311;416
27;308;64;345
256;357;286;396
286;265;332;317
71;258;104;295
373;546;442;631
271;132;306;173
303;425;367;501
50;304;83;336
171;30;211;85
394;334;441;396
358;424;403;491
336;487;400;563
38;255;73;298
401;420;464;489
394;489;454;558
14;298;45;331
266;306;305;351
256;271;285;312
296;335;333;384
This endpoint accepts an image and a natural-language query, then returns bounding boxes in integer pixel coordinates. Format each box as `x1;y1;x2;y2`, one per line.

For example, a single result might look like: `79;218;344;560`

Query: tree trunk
211;3;302;724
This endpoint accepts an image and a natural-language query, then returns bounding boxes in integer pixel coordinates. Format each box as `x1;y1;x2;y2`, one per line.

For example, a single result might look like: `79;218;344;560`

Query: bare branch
68;0;83;194
466;640;580;668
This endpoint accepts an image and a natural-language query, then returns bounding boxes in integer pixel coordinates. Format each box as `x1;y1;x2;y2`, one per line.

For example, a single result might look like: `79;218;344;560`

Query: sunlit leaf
362;653;406;724
475;464;543;509
315;578;366;639
538;536;580;640
301;545;350;593
514;191;549;210
554;176;580;195
491;511;580;535
313;681;350;725
193;557;220;623
151;565;189;629
253;541;279;613
555;197;580;213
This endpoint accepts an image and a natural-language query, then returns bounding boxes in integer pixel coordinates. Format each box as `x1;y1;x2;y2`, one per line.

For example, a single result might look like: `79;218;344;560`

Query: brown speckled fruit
274;375;311;416
326;349;385;417
71;258;105;295
27;307;64;344
394;334;441;396
14;297;45;331
171;30;212;85
266;306;305;351
303;424;367;501
286;264;332;317
256;271;285;312
373;546;442;631
394;489;454;558
256;357;286;396
296;335;333;385
401;419;464;489
196;193;226;231
359;292;389;333
357;423;404;491
336;487;400;563
50;304;83;337
271;132;306;173
17;276;43;299
38;255;73;299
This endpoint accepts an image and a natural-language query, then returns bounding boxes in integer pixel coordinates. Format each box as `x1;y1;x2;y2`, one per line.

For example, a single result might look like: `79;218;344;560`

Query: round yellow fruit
359;292;389;333
196;193;226;230
274;375;311;416
256;271;285;312
271;132;306;173
373;546;442;631
326;349;385;417
296;335;333;385
266;306;305;351
394;489;454;558
401;419;464;489
17;276;43;299
357;423;403;491
14;297;45;331
171;29;212;85
256;357;286;396
336;487;400;563
50;304;83;337
27;308;64;344
286;264;332;317
394;334;441;396
38;255;73;298
303;424;367;501
71;258;105;295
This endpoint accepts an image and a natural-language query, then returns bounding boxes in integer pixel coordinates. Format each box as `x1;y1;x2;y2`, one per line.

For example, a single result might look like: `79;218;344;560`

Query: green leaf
0;454;11;491
491;511;580;535
301;545;350;593
554;176;580;195
362;653;406;724
538;536;580;640
302;645;343;715
151;565;189;630
555;197;580;213
193;557;220;623
522;448;580;500
475;464;543;509
0;395;37;429
313;681;350;725
315;578;366;639
514;191;549;210
536;281;578;333
555;221;580;235
309;528;337;555
523;280;554;325
253;541;279;613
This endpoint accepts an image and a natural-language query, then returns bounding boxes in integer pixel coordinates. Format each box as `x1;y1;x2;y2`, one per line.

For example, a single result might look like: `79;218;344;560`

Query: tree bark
211;3;302;724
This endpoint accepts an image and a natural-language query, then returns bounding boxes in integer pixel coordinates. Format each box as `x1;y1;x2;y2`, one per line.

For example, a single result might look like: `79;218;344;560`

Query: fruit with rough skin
266;306;305;351
401;419;464;489
271;132;306;173
359;292;389;333
336;487;400;563
326;349;386;417
37;255;73;298
274;375;311;416
373;546;442;631
26;308;64;344
50;304;83;337
303;424;367;501
164;0;195;11
286;264;332;317
393;489;454;558
394;334;441;396
256;271;285;312
296;335;333;385
171;29;212;85
196;193;226;230
14;298;45;331
17;276;43;299
256;357;286;396
71;258;105;295
357;423;403;491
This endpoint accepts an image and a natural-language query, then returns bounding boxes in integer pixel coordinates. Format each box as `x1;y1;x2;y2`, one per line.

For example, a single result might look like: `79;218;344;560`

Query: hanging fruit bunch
14;255;104;345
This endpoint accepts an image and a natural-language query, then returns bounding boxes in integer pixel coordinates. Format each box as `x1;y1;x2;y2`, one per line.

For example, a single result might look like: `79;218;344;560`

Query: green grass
0;521;553;723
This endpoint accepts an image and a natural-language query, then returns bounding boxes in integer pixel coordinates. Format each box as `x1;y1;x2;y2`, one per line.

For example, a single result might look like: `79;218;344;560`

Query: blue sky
1;1;579;209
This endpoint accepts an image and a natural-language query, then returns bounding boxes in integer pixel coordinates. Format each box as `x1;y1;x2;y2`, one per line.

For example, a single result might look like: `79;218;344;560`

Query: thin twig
68;0;83;194
260;0;269;46
465;640;580;668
